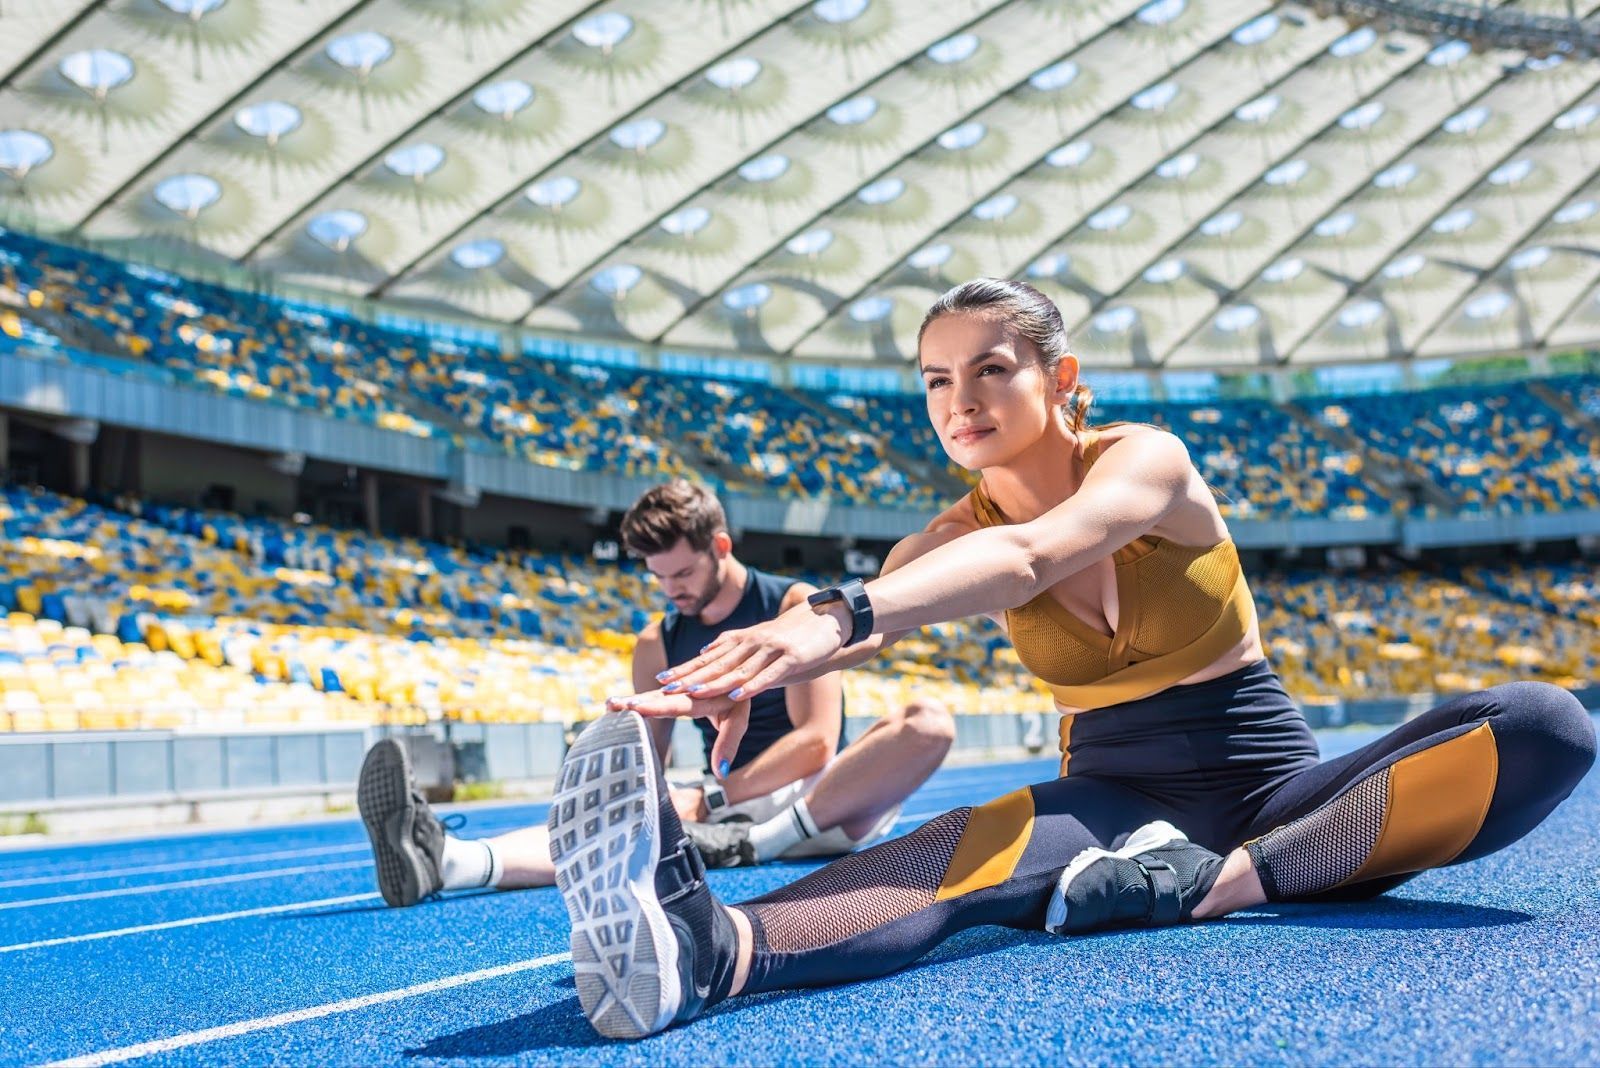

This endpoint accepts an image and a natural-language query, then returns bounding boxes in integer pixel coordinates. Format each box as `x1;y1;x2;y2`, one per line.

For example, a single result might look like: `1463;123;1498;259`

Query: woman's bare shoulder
925;491;983;536
1095;421;1177;448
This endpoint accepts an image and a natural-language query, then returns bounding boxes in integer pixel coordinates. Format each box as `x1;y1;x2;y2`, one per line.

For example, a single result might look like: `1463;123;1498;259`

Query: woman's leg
1209;682;1594;908
732;773;1177;996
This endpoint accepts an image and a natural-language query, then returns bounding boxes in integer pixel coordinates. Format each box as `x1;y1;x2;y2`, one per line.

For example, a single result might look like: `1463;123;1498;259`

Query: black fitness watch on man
806;577;874;647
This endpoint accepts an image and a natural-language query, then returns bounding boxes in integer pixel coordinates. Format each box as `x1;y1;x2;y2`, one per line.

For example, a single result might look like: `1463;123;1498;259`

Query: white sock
439;836;503;890
747;798;822;862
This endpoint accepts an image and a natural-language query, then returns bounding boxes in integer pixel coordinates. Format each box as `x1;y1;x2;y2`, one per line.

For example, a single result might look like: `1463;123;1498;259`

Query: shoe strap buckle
1137;856;1184;925
658;839;706;905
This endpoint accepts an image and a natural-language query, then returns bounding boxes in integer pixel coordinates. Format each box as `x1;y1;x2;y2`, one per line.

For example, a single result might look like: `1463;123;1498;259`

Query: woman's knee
1481;682;1595;790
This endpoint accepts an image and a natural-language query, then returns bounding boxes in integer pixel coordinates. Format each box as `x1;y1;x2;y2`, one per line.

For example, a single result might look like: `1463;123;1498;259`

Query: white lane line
0;892;381;954
0;844;369;890
0;862;371;911
49;951;574;1067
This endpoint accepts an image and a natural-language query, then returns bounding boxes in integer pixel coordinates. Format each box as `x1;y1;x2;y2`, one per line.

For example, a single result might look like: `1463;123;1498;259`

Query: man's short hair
619;479;727;557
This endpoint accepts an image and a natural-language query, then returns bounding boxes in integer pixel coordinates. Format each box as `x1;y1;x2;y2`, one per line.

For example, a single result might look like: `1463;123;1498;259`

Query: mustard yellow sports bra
967;430;1257;715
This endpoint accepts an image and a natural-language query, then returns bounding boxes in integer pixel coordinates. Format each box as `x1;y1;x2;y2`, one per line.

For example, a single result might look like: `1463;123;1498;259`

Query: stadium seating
4;478;1595;735
1256;568;1600;701
8;232;1600;518
0;612;373;732
0;483;1038;730
816;388;1391;519
561;365;941;507
1314;380;1600;515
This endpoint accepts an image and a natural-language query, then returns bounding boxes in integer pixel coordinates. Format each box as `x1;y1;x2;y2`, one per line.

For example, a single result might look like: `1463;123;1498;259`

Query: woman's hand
605;688;752;780
653;601;851;704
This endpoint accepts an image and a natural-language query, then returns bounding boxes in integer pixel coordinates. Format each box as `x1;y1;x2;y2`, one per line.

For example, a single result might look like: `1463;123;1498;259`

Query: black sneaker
684;820;758;869
357;738;445;908
1045;821;1224;935
549;711;740;1040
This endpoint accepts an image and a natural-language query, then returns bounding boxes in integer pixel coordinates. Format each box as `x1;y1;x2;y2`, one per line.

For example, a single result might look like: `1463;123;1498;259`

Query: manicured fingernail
700;644;711;653
662;683;681;693
655;671;672;682
688;684;704;694
718;759;730;778
729;688;744;699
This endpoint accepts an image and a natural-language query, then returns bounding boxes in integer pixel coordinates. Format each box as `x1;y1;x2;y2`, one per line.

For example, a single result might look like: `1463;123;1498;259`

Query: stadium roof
2;0;1600;369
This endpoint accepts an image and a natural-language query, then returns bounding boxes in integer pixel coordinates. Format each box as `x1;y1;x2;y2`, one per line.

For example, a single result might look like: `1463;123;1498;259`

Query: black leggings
735;667;1595;995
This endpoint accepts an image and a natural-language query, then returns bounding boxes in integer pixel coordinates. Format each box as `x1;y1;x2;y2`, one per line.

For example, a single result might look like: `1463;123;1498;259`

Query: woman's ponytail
1066;382;1094;434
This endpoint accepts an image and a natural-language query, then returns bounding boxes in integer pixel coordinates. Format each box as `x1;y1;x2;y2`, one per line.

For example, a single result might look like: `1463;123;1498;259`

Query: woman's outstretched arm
655;429;1197;703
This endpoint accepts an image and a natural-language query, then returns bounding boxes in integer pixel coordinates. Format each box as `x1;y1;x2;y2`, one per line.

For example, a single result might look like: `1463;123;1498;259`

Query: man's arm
630;619;675;766
714;582;842;803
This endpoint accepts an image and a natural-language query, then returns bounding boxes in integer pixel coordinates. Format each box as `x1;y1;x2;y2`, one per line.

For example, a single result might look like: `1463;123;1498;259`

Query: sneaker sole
549;711;681;1040
1045;820;1188;934
357;739;433;909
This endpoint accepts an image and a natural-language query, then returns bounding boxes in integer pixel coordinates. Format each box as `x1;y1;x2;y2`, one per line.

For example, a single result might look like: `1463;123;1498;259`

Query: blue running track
2;722;1597;1067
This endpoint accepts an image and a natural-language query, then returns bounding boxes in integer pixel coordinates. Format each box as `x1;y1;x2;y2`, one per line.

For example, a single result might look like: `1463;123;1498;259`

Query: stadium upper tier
4;231;1600;517
0;482;1595;734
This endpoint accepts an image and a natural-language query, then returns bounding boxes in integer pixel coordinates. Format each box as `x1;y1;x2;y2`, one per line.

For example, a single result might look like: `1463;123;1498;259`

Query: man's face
645;538;723;617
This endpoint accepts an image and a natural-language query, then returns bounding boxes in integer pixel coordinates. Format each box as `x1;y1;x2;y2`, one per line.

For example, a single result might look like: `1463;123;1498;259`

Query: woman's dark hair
917;278;1093;432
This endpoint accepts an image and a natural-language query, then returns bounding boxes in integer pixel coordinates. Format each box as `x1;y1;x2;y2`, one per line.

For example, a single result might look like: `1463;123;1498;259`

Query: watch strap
806;577;874;647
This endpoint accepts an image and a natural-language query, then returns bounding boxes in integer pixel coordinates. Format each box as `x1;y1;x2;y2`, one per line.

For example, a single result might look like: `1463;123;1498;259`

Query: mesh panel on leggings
743;808;970;954
1250;770;1390;899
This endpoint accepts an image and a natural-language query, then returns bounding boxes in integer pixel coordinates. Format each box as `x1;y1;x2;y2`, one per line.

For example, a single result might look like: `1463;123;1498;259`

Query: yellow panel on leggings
1339;722;1499;887
935;786;1035;901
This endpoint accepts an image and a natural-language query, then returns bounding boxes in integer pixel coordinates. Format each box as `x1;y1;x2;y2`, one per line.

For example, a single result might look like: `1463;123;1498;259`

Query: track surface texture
3;720;1597;1067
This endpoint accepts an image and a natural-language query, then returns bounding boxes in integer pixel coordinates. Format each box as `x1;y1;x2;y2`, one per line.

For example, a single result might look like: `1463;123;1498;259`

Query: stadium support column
362;470;380;536
417;483;433;540
55;419;98;495
0;412;8;477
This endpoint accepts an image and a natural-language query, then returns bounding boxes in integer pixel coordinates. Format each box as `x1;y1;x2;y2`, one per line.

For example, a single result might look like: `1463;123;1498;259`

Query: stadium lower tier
0;483;1595;734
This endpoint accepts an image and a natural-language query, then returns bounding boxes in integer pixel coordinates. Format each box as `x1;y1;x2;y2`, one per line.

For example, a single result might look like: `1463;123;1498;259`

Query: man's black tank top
660;566;835;772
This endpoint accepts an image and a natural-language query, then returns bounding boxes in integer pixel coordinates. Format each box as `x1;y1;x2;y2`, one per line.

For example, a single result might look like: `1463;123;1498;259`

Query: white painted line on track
48;951;574;1067
0;844;369;890
0;892;381;954
0;861;371;911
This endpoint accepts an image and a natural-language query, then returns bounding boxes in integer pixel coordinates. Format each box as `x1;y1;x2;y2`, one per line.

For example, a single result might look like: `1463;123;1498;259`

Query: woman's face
918;311;1071;471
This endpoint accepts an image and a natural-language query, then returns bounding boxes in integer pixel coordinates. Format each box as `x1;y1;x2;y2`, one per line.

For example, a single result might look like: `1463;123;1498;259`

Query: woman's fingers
708;699;751;780
656;630;744;685
679;645;785;700
661;641;769;696
721;655;796;703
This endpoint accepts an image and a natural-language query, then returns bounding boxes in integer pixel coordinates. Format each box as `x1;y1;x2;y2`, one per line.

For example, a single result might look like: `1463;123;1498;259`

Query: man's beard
684;561;724;617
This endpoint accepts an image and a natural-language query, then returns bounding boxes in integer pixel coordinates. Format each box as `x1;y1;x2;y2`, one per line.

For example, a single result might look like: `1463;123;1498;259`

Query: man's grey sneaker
549;711;740;1040
357;738;446;908
1045;820;1225;934
683;820;759;869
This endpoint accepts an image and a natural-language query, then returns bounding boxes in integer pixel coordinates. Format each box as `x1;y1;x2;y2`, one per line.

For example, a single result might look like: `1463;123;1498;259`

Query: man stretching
357;479;955;906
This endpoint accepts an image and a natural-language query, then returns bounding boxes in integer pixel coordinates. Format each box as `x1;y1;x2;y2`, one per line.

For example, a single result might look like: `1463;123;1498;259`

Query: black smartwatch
807;577;874;647
701;775;728;814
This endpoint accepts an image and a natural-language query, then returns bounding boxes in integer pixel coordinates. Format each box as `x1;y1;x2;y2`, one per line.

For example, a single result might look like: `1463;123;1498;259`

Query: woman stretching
547;279;1596;1040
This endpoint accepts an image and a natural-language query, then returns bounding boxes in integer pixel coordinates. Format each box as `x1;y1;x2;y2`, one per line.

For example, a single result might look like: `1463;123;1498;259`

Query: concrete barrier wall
0;727;369;810
5;688;1595;811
